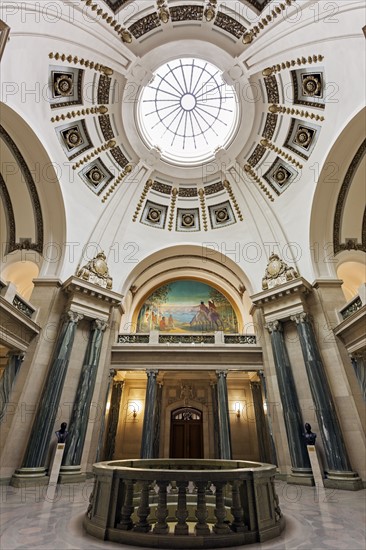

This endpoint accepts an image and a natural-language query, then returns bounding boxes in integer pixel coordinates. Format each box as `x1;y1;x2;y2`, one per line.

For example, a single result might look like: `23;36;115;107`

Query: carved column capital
109;368;116;379
67;310;84;324
265;320;281;333
216;370;228;378
290;312;309;325
92;318;109;332
146;369;158;379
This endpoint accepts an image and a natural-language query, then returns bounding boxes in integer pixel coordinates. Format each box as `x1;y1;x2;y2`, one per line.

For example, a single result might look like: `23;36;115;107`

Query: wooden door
170;408;203;458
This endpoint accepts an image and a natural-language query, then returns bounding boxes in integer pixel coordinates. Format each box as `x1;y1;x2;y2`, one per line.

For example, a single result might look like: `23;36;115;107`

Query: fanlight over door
170;407;203;458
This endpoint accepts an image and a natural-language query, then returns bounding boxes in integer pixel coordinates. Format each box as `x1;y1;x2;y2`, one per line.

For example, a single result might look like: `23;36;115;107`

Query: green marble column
351;352;366;401
61;319;108;477
266;321;312;479
140;370;158;459
258;370;278;465
0;352;24;423
14;310;83;480
104;378;124;461
250;380;272;464
292;313;362;488
216;370;232;459
210;382;220;459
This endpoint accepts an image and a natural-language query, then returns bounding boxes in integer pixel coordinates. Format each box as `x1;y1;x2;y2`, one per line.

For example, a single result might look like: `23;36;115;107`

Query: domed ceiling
0;0;365;286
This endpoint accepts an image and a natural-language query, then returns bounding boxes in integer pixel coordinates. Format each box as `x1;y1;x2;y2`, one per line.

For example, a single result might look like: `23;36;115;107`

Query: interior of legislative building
0;1;365;549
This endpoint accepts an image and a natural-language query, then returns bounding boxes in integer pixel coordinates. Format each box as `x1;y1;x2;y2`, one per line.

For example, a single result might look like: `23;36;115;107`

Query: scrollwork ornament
290;312;309;325
93;319;108;332
265;320;281;333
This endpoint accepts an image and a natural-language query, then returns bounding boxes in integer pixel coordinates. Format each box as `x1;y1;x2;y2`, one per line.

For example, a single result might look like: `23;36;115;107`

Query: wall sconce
129;402;140;419
234;402;241;418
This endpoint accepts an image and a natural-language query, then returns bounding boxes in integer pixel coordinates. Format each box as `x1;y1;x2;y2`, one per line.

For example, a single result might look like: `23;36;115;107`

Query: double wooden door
170;407;203;458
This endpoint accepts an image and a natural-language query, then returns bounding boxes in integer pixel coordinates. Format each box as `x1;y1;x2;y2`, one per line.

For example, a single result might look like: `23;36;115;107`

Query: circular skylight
138;58;238;165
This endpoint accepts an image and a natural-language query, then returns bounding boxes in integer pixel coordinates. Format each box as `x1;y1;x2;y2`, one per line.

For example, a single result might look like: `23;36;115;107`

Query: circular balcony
84;459;285;548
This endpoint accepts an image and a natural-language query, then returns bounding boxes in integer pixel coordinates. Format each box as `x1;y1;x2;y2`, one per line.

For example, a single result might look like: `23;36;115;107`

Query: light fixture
132;406;137;418
234;402;241;418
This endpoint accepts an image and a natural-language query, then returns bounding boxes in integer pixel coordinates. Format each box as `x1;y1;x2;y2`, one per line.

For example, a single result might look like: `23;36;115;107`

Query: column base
288;467;314;486
324;470;363;491
10;467;48;487
58;465;86;484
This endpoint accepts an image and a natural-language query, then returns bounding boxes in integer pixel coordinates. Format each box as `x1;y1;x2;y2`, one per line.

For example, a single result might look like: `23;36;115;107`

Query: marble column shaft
292;313;352;472
267;321;310;470
216;371;232;460
351;353;366;401
258;370;278;465
0;352;24;423
22;310;83;468
250;381;272;464
210;382;220;459
62;319;108;466
140;370;158;459
99;370;120;462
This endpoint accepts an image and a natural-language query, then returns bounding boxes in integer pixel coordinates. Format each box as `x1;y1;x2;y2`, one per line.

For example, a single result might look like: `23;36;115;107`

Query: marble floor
0;480;365;550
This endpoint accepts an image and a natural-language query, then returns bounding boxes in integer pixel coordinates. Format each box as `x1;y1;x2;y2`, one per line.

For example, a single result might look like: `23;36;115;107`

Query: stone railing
339;295;363;320
84;459;284;548
117;332;257;345
339;284;365;320
0;279;37;320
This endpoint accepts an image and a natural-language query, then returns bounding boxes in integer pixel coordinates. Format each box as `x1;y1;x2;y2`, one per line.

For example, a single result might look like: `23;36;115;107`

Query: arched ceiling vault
0;0;365;292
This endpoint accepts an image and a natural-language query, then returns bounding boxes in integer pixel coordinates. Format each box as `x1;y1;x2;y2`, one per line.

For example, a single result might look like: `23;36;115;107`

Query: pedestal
306;445;324;488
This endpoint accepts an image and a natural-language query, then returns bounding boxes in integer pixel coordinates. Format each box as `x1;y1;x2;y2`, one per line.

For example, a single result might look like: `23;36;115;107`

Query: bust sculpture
303;422;317;445
55;422;68;443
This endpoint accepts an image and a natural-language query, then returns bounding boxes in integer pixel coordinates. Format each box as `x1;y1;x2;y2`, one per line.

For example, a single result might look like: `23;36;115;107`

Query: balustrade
84;459;284;548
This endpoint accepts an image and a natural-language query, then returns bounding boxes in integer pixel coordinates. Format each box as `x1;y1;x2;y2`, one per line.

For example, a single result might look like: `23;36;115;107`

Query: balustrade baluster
134;481;151;532
194;481;210;535
230;480;247;532
174;481;189;535
153;480;169;534
213;481;231;534
118;480;135;530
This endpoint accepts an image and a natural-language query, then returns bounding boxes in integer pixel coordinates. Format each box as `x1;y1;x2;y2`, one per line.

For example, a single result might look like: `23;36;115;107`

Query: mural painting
137;280;238;333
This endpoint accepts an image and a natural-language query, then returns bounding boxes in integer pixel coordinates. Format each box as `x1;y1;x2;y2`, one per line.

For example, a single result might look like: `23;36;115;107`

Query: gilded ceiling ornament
260;138;303;169
243;0;295;44
204;0;217;22
262;54;324;77
54;74;73;96
269;104;324;122
262;253;299;290
302;75;322;97
77;251;113;290
49;52;113;76
72;139;116;170
198;188;208;231
244;164;275;202
157;0;170;23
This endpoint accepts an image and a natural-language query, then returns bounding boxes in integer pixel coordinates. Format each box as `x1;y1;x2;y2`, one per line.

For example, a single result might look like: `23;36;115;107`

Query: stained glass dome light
138;58;239;165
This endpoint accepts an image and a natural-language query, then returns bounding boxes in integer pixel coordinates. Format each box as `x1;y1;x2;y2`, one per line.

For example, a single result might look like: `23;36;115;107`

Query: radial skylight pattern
139;58;238;164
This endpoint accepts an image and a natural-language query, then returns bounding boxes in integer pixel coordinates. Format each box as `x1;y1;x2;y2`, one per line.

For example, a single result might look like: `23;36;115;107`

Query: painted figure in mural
55;422;68;443
168;314;174;329
303;422;317;445
208;300;224;330
159;316;167;331
190;301;210;327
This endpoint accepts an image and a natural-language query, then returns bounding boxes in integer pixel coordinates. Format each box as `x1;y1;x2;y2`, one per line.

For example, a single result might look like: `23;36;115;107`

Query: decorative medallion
302;74;322;97
209;201;236;229
63;127;83;149
262;253;299;290
294;126;315;150
176;208;200;232
54;74;73;96
284;118;320;160
77;251;113;289
79;158;114;195
141;201;168;229
291;69;325;109
56;119;93;159
49;66;83;109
